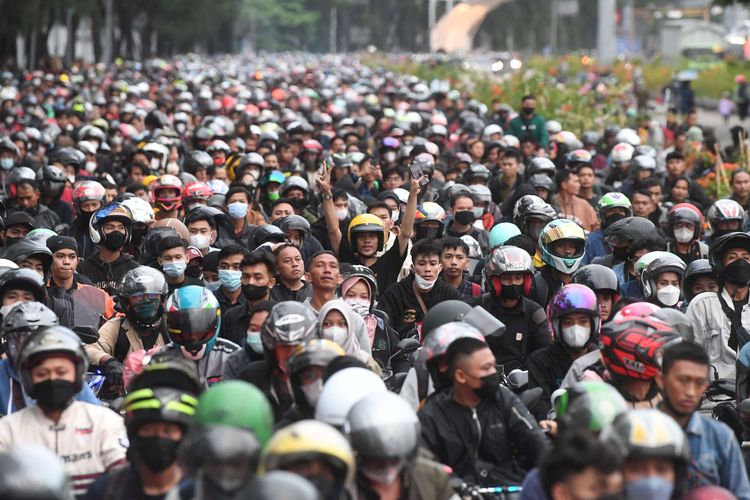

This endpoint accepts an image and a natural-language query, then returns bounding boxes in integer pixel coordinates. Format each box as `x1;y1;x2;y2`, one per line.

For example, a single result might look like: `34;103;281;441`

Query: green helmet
193;381;274;446
596;192;632;228
554;381;628;432
489;222;522;249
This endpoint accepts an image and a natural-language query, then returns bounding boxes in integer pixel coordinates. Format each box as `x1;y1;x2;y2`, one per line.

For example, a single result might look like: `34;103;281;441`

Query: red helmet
72;180;106;211
302;139;323;153
611;302;661;324
181;182;213;206
151;175;183;212
600;318;682;381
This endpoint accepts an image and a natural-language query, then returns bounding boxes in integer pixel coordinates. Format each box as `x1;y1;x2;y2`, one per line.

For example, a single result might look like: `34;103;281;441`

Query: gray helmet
274;214;311;236
0;445;70;500
243;471;321;500
527;157;556;178
118;266;168;330
347;391;420;461
641;253;686;300
1;301;59;362
421;300;472;337
0;268;47;303
261;301;319;351
17;325;88;397
600;408;690;462
279;176;310;197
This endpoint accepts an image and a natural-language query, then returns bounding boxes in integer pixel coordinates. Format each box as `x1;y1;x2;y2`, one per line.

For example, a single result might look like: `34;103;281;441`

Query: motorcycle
383;338;421;392
451;477;522;500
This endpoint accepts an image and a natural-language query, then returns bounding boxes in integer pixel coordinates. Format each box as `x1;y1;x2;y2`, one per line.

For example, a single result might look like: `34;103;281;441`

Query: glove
102;358;125;390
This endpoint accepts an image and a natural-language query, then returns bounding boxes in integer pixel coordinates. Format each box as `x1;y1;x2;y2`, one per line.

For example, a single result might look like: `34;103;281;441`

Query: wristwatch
322;193;332;200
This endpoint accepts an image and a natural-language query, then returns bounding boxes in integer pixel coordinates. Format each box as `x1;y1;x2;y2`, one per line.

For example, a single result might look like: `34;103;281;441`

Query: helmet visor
166;308;217;344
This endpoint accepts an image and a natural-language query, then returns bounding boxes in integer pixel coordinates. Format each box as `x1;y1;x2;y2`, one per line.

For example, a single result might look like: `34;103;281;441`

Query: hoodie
318;299;371;363
77;251;139;296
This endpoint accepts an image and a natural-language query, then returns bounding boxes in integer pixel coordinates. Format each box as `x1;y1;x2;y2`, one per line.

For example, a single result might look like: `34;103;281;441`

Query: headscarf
318;299;371;362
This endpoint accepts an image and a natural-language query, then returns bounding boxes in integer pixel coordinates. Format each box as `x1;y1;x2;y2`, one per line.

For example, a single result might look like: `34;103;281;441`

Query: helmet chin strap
180;344;206;361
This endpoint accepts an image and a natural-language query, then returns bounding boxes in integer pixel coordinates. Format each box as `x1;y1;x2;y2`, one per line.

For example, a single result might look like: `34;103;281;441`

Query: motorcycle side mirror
396;338;421;355
463;305;506;338
507;369;529;389
73;325;100;344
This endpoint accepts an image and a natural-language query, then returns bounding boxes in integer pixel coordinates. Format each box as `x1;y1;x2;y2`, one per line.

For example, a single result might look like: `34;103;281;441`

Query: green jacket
508;114;549;148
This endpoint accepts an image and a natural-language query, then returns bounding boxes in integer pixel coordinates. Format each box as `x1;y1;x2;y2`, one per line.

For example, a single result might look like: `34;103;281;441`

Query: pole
550;0;558;54
103;0;113;64
597;0;616;64
330;7;337;53
429;0;436;32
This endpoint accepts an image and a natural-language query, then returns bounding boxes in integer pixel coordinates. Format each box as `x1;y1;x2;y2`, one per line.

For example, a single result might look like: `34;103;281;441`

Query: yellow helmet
347;214;386;252
258;420;355;486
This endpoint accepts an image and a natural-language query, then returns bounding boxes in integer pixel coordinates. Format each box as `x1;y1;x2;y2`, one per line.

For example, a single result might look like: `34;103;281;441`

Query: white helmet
611;143;635;163
121;197;155;224
143;143;170;171
483;124;504;141
615;128;641;147
546;120;562;135
315;367;386;429
501;135;520;149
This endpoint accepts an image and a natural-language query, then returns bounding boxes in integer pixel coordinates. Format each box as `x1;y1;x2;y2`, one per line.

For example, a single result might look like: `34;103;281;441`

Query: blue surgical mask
227;201;249;220
218;270;242;292
0;158;14;170
204;279;221;292
246;330;264;354
626;477;674;500
162;260;187;278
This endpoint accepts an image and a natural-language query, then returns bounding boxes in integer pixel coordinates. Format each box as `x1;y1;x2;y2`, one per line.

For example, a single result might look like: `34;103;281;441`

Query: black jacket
418;387;547;486
527;341;586;414
379;274;460;339
470;294;551;372
77;251;139;296
530;266;564;309
270;281;311;303
7;204;60;231
218;300;252;345
65;218;98;259
238;360;294;420
214;286;246;318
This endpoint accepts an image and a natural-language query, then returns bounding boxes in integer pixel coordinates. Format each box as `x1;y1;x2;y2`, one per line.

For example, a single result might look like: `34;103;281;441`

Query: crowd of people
0;53;748;499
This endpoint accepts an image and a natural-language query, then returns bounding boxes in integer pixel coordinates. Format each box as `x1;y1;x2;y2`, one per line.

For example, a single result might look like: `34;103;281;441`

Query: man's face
631;193;654;217
270;202;294;223
550;466;606;500
414;253;442;281
226;192;249;206
52;250;78;280
81;199;103;213
187;220;216;245
2;288;35;305
355;232;379;257
285;188;305;201
560;313;592;330
551;240;579;258
724;247;750;268
666;159;686;178
15;184;40;209
647;184;662;204
597;293;614;322
102;220;125;235
137;421;183;442
264;155;280;169
30;356;76;385
499;157;518;178
241;263;274;288
452;196;474;214
454;347;497;389
383;172;403;190
306;254;341;291
21;257;45;278
441;247;468;279
218;253;243;272
658;360;709;417
562;174;581;196
159;246;187;266
276;246;304;282
5;224;30;240
249;310;270;333
656;271;680;291
734;172;750;198
623;457;675;486
577;167;595;189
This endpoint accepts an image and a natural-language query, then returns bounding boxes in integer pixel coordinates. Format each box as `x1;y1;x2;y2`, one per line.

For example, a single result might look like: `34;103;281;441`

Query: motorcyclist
4;166;61;230
706;199;745;245
666;202;709;264
66;180;106;259
36;164;73;225
570;264;620;322
583;192;632;264
641;253;686;309
532;219;588;307
681;259;718;307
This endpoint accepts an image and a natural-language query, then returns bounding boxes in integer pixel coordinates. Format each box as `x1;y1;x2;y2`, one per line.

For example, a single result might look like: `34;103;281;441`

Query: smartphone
409;160;429;186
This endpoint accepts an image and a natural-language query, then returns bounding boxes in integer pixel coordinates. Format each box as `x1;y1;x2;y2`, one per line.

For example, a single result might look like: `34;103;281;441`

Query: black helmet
603;216;655;247
253;224;287;248
287;339;345;411
123;386;198;440
512;194;557;240
36;165;67;198
527;157;556;178
1;301;59;363
3;240;53;276
274;215;311;237
261;302;319;352
51;146;85;170
528;174;556;197
118;267;169;331
682;258;714;302
571;264;620;302
0;268;47;303
421;300;473;338
5;166;37;197
184;150;213;174
708;231;750;277
128;349;202;395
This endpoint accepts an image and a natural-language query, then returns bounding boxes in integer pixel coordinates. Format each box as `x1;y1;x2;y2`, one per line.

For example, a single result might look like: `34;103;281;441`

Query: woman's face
344;280;370;302
322;309;347;329
671;180;689;202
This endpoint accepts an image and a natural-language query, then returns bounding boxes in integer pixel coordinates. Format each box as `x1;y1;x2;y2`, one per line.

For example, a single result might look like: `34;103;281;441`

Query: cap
203;251;219;273
4;212;35;230
46;236;78;255
186;246;203;263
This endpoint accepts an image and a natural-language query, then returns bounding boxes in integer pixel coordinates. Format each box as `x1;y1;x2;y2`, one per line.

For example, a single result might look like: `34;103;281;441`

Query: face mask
0;158;13;170
561;324;591;349
625;477;674;500
472;372;500;399
414;272;438;291
267;190;280;202
391;209;400;222
219;270;242;292
33;379;77;411
656;285;681;307
454;210;476;226
84;161;97;173
102;231;127;250
175;123;187;135
416;226;440;240
301;378;324;408
472;207;485;219
150;158;161;171
227;201;248;220
498;283;523;300
612;246;629;261
162;260;187;278
345;298;370;317
335;208;349;221
383;151;397;163
134;436;180;472
242;283;268;302
0;303;15;319
361;461;405;485
290;198;307;210
205;279;221;292
725;258;750;285
111;135;123;146
323;326;348;346
604;213;626;228
246;330;264;354
132;299;162;323
674;226;693;244
190;234;211;250
522;107;536;115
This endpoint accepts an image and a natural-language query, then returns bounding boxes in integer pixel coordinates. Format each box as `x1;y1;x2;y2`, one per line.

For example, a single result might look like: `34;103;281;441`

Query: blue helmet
165;285;221;360
489;222;522;249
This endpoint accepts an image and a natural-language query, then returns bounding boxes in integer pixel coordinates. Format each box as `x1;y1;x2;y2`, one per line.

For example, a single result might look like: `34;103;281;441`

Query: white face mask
414;272;438;291
190;234;211;250
335;208;349;221
361;460;406;485
656;285;681;307
246;330;264;354
673;227;693;244
150;157;161;171
345;298;370;317
301;378;324;407
391;209;400;222
84;161;97;173
322;326;348;346
561;324;590;349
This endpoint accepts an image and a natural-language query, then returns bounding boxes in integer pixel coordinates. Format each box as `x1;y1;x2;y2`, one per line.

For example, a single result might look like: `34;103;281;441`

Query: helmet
600;318;682;380
181;182;213;208
36;165;67;198
651;308;693;341
253;224;287;248
596;192;632;228
17;325;88;397
633;251;675;279
528;174;556;198
302;139;323;153
119;267;169;331
51;146;85;170
489;222;521;249
347;391;420;461
615;128;641;147
684;487;736;500
547;284;600;345
3;240;53;273
667;203;703;243
347;214;387;253
0;446;71;500
193;380;274;446
0;268;46;303
165;286;221;360
315;367;387;428
152;218;191;244
641;253;686;300
565;149;592;167
527;157;556;178
260;170;286;187
482;124;503;140
683;259;714;302
581;131;600;146
610;143;634;163
89;202;133;245
129;350;202;395
463;163;491;183
5;166;36;198
634;145;657;159
280;176;310;199
151;174;183;212
242;471;320;500
259;420;355;494
611;301;662;324
1;301;58;363
554;381;628;432
184;150;213;174
421;321;484;390
143;143;170;171
709;231;750;276
275;215;311;240
287;339;345;411
72;180;106;212
513;195;557;240
414;202;446;239
708;199;745;235
539;219;587;274
421;301;473;337
261;301;318;352
571;264;620;302
483;246;533;297
603;217;655;247
206;139;231;155
469;184;492;205
631;155;656;172
601;408;690;462
120;197;155;224
123;387;198;438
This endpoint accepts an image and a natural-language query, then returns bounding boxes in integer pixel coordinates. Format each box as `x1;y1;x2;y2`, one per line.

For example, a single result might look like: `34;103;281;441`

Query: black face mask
102;231;127;250
134;436;180;472
415;227;440;240
472;372;500;400
454;210;475;226
242;283;268;302
78;210;96;225
498;283;523;300
290;198;308;210
522;107;536;116
3;236;22;248
604;213;626;228
185;264;203;279
612;246;629;261
725;258;750;285
33;379;77;411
